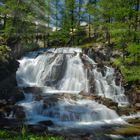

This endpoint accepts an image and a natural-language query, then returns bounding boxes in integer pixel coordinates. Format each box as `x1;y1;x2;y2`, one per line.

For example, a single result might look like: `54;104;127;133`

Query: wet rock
135;103;140;109
80;54;94;70
43;54;67;86
80;133;94;140
43;97;58;109
14;106;25;119
97;63;106;77
35;95;43;101
102;98;118;107
109;125;140;136
112;50;123;58
0;88;25;104
2;105;14;117
118;105;138;116
11;88;25;102
115;71;122;86
0;111;5;118
27;124;47;133
128;92;140;104
23;87;42;94
79;90;90;96
0;99;7;107
127;118;140;125
0;118;23;127
0;47;19;92
39;120;54;126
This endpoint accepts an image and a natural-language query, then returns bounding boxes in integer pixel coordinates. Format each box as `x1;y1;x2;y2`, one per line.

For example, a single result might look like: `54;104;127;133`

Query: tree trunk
3;14;7;30
134;0;140;42
88;14;91;39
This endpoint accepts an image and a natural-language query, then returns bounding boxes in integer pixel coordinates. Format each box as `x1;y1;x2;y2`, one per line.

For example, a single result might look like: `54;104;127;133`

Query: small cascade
18;93;122;126
92;66;128;105
16;47;128;129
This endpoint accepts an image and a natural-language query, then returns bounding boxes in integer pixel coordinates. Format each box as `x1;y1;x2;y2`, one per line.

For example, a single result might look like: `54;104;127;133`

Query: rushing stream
16;48;132;137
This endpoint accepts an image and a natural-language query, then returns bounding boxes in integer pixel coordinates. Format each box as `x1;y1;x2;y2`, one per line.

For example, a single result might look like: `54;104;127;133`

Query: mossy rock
127;118;140;126
109;125;140;136
108;118;140;136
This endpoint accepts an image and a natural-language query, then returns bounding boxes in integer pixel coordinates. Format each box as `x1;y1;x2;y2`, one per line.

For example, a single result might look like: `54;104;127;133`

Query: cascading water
16;48;128;130
16;48;88;93
92;66;128;105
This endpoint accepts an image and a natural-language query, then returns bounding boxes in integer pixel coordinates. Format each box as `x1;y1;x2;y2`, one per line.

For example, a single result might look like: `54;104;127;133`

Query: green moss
108;118;140;136
112;58;122;67
127;43;140;55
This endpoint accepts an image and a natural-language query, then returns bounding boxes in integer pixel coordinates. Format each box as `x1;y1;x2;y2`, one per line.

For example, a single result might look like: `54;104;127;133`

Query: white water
16;48;88;92
19;93;124;127
92;66;128;105
16;48;128;129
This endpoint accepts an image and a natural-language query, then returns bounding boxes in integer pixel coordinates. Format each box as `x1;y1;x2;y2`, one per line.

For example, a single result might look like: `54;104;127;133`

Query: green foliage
0;45;11;62
0;129;63;140
21;125;28;138
127;43;140;55
112;55;140;82
121;66;140;82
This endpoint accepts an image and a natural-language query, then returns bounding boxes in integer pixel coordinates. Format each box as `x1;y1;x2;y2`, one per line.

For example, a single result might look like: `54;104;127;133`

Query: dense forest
0;0;140;81
0;0;140;140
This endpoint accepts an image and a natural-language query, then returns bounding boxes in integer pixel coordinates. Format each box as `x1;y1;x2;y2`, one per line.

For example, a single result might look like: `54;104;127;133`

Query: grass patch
0;129;64;140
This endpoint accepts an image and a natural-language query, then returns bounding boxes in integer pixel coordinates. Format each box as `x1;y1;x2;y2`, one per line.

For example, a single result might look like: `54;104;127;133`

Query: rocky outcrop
83;44;123;64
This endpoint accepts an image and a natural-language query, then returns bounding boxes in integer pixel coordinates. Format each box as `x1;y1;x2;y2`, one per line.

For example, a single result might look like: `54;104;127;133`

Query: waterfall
59;53;89;92
16;48;89;93
16;48;127;128
92;66;128;105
